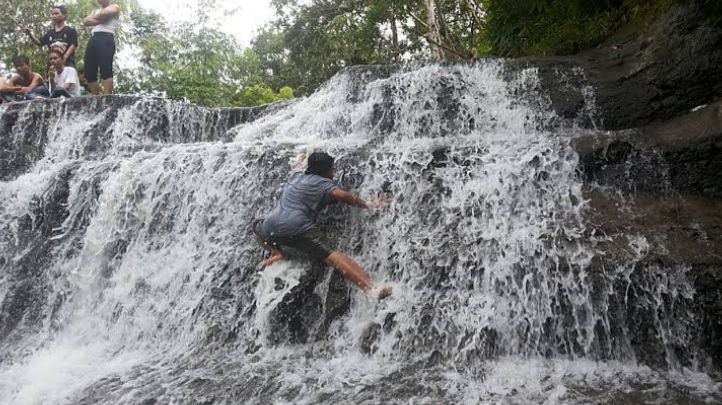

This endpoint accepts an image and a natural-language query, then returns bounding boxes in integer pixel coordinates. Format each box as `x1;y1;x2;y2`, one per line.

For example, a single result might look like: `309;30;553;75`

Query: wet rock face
0;8;720;396
587;4;722;130
575;101;722;373
576;103;722;197
530;4;722;131
267;263;351;345
691;266;722;370
0;164;75;350
0;96;272;182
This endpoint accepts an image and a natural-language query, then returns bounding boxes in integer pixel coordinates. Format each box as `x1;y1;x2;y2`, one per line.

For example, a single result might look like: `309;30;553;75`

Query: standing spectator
20;5;79;67
83;0;120;95
7;55;50;100
48;50;80;98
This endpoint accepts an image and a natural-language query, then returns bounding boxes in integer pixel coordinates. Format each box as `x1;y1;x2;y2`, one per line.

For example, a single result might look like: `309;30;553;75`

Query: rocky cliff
0;4;720;404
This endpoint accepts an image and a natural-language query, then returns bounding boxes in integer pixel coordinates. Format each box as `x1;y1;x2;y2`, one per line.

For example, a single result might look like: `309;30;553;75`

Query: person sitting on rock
254;151;393;300
6;55;50;101
47;50;80;98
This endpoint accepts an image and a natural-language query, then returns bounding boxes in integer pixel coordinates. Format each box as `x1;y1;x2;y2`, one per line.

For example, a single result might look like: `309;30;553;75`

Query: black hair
13;55;29;67
305;152;335;176
48;50;63;59
53;5;68;17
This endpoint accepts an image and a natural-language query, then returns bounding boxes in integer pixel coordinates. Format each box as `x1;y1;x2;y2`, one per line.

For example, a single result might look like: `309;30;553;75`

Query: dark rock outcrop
0;2;720;379
585;4;722;129
532;4;722;131
575;101;722;373
0;96;282;182
267;262;351;345
557;5;722;371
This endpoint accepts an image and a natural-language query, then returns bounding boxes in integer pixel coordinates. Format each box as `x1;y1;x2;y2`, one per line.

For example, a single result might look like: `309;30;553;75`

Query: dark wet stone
0;164;77;346
360;322;381;354
0;95;276;182
267;261;351;345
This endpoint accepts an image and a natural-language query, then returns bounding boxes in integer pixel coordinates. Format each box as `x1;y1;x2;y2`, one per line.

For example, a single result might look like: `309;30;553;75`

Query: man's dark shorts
254;220;335;260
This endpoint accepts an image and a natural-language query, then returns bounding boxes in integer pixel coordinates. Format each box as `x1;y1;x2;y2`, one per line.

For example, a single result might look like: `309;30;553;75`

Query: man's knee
100;68;113;81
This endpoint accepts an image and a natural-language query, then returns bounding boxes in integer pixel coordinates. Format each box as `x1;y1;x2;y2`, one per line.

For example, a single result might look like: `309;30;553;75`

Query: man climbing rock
254;152;393;300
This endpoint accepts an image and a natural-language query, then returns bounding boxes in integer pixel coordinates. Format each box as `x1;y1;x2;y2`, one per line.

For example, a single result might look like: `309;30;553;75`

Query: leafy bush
481;0;681;56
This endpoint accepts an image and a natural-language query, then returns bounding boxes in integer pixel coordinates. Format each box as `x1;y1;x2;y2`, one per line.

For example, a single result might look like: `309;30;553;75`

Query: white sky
142;0;275;47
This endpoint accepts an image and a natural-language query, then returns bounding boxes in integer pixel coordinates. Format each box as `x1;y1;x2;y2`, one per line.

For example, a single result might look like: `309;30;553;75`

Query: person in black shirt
20;5;79;67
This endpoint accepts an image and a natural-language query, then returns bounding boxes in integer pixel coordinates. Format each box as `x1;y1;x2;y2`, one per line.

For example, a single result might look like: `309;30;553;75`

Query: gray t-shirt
261;172;339;238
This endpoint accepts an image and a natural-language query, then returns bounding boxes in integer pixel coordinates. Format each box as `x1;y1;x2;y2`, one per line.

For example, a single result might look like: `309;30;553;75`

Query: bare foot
377;285;393;300
260;252;284;267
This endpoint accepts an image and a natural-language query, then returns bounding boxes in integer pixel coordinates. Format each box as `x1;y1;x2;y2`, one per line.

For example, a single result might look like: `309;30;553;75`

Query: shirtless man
254;152;393;299
6;55;49;101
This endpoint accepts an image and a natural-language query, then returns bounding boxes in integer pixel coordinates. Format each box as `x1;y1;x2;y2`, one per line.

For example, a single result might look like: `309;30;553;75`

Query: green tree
265;0;402;95
259;0;491;93
119;8;293;107
1;0;138;76
0;0;54;75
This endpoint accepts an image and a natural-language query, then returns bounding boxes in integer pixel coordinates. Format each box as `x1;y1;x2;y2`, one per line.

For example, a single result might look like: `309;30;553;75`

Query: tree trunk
466;0;484;27
424;0;444;59
390;16;400;63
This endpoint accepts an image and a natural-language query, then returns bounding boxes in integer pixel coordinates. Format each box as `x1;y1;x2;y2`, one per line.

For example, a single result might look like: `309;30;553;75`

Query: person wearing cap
254;151;393;300
20;5;79;67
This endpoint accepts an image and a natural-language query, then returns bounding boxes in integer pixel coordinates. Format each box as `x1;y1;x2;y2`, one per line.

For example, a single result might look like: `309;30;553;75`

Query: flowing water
0;63;719;404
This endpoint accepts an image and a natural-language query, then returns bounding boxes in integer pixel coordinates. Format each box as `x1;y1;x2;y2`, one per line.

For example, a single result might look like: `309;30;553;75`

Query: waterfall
0;62;719;404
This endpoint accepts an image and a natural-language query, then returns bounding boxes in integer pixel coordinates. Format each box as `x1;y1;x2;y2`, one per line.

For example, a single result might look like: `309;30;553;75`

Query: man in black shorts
20;5;78;67
254;152;393;299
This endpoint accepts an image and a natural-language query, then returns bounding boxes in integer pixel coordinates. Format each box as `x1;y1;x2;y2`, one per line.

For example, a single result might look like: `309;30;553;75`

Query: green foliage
250;27;302;92
275;0;392;94
0;0;55;74
239;84;294;106
119;9;293;108
0;0;137;77
480;0;684;56
5;0;718;106
261;0;461;94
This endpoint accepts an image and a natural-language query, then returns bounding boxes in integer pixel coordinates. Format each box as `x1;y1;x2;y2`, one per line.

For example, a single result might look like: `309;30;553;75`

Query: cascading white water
0;62;719;404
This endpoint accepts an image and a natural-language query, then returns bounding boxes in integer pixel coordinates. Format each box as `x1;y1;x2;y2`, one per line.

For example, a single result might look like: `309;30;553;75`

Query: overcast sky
142;0;275;46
